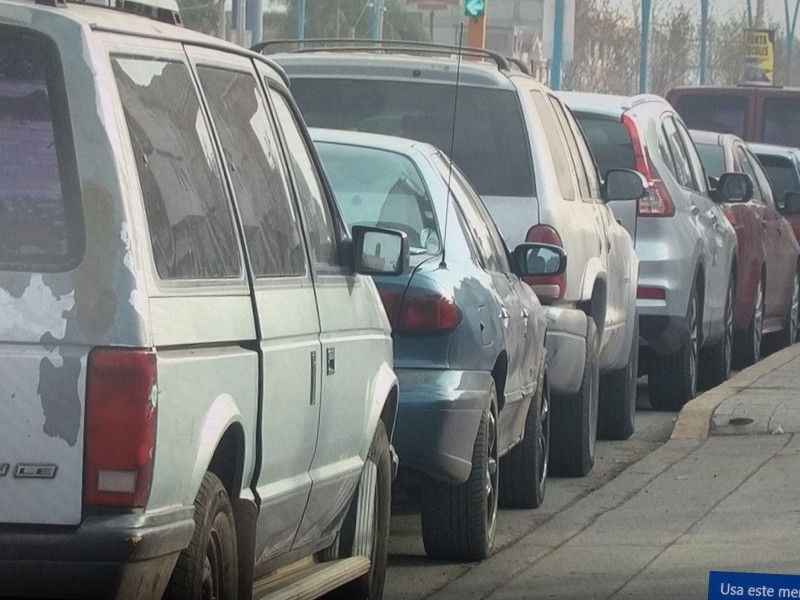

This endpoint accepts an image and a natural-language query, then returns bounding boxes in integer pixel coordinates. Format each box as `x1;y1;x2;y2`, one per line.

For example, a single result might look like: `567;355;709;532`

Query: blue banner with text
709;571;800;599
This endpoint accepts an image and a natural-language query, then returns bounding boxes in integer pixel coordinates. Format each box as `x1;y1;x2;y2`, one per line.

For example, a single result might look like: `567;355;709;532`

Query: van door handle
310;350;317;405
326;347;336;375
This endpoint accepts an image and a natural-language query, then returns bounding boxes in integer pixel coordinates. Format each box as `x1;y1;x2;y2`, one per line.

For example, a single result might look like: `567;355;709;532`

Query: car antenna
440;23;465;270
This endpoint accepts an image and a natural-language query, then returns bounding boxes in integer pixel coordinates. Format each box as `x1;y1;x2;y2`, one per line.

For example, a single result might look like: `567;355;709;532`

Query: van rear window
673;95;747;138
289;78;534;198
0;28;83;272
763;98;800;147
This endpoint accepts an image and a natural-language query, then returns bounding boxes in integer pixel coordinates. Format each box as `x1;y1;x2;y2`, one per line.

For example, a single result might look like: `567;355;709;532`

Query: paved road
384;381;677;600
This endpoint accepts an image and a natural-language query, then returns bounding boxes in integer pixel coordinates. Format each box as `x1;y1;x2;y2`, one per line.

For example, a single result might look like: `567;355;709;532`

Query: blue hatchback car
311;128;565;561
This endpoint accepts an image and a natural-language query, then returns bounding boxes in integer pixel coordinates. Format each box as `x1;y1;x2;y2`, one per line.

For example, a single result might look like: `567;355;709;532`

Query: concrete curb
671;342;800;440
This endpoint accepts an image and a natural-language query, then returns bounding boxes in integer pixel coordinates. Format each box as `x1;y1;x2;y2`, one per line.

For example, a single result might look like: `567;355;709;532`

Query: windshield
290;78;534;198
314;141;441;255
695;143;727;178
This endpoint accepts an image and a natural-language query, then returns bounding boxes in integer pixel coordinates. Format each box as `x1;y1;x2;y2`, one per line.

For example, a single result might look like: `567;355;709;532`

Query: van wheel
420;382;498;561
650;286;699;411
598;315;639;440
550;317;599;477
323;420;391;600
167;472;238;600
733;277;763;369
700;276;734;388
499;369;550;508
773;268;800;349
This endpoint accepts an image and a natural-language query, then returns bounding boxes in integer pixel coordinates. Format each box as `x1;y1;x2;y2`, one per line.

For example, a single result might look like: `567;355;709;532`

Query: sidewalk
427;344;800;600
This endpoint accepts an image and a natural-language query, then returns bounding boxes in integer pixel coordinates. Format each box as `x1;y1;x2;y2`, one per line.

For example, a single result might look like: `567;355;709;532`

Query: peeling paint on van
0;274;75;341
121;222;148;317
37;354;82;447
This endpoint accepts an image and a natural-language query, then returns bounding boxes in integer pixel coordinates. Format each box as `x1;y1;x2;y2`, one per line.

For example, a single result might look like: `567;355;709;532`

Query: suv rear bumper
544;306;588;397
392;368;494;486
0;507;194;599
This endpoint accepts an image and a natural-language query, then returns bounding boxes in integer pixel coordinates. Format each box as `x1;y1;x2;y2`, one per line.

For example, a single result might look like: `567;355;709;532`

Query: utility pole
700;0;709;84
785;0;800;82
296;0;306;40
370;0;383;40
550;0;564;90
640;0;651;93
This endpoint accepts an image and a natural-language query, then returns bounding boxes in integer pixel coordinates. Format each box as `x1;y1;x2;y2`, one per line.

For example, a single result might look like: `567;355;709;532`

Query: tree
177;0;221;35
279;0;425;40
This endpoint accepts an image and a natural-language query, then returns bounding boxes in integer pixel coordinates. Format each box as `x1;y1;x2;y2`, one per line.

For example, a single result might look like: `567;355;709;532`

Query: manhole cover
728;417;754;426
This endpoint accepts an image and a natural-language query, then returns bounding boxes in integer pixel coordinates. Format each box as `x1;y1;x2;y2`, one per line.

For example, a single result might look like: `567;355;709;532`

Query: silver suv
265;42;642;477
0;3;405;598
559;92;740;410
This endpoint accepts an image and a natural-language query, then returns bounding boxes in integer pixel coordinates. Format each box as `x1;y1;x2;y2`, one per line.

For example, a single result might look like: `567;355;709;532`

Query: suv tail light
622;114;676;218
84;348;157;508
379;289;461;332
524;225;566;302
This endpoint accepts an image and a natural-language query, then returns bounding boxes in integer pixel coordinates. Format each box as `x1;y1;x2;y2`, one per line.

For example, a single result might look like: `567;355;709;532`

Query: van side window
196;66;305;277
0;28;84;272
530;90;576;200
269;90;338;268
112;57;241;280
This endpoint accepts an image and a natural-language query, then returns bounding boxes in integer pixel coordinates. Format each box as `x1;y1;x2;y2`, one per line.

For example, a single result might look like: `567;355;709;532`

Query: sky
609;0;800;27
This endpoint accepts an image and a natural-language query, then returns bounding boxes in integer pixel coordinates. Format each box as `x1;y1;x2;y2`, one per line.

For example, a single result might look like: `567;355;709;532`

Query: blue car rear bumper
393;368;493;486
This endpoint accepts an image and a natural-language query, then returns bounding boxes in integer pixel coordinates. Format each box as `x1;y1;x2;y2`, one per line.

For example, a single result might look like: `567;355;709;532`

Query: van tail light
524;225;566;302
84;348;157;508
622;114;676;218
379;289;461;332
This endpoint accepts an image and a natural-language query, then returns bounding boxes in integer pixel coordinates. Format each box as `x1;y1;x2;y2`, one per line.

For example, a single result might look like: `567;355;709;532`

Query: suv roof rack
251;38;510;71
35;0;182;26
505;56;530;74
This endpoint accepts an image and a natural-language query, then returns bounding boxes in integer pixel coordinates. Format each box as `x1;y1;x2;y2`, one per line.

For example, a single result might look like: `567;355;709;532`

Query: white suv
266;43;642;476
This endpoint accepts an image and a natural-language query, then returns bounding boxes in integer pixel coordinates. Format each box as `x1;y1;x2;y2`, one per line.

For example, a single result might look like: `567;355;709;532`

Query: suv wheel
733;276;763;369
650;286;699;411
700;275;734;389
499;369;550;508
598;315;639;440
550;317;599;477
421;382;498;561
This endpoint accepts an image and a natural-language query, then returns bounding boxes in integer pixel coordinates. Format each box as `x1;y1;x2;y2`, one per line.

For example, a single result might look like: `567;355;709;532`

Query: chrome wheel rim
688;293;699;398
723;283;733;380
202;528;223;600
485;409;498;542
791;272;799;344
538;384;550;485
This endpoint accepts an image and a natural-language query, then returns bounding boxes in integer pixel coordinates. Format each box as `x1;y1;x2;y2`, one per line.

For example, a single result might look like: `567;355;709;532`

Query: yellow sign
743;28;775;83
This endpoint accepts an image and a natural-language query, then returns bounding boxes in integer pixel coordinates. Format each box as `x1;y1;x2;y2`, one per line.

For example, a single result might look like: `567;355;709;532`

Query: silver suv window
113;56;241;280
0;28;84;272
289;78;534;198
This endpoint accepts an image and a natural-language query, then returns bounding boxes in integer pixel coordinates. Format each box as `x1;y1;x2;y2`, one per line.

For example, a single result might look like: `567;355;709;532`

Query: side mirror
351;225;409;276
783;191;800;216
716;172;753;203
512;243;567;277
602;169;648;202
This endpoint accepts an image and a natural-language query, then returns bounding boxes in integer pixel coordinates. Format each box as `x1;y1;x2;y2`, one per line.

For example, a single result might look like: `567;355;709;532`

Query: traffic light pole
639;0;651;93
700;0;708;84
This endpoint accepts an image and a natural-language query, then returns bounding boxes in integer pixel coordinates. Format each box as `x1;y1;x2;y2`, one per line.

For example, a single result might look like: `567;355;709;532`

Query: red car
692;130;800;367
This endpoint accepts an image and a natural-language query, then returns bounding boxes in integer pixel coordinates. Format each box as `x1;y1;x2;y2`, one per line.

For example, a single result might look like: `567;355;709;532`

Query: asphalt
426;343;800;600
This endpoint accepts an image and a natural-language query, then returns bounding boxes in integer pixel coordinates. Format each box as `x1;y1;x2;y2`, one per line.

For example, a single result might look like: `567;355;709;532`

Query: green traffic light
464;0;485;17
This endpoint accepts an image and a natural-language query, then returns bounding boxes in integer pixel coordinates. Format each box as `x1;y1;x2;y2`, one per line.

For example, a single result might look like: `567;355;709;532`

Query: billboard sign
742;28;775;83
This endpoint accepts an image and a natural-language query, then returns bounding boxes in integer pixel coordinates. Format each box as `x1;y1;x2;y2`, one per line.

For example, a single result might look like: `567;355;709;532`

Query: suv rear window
290;78;534;198
0;28;83;272
673;95;747;138
756;153;800;206
763;98;800;147
572;111;635;176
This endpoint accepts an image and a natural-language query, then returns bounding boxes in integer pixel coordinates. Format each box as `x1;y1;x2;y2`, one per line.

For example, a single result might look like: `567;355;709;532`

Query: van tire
499;370;550;508
166;472;238;600
323;420;391;600
598;316;638;440
550;317;599;477
420;383;498;561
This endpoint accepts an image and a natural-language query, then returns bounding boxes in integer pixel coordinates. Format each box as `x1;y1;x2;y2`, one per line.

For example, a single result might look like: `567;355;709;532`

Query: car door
188;48;322;565
743;145;796;324
448;166;531;448
665;116;730;338
260;72;392;550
